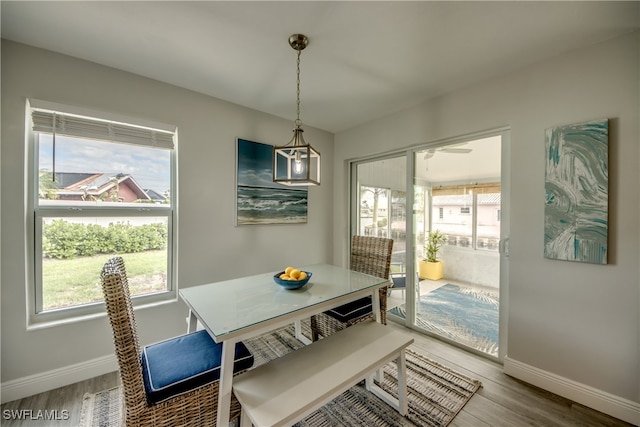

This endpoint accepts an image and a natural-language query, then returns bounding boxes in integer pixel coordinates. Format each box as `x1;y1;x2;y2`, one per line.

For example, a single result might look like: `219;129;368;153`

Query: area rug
388;284;499;357
79;385;122;427
80;325;481;427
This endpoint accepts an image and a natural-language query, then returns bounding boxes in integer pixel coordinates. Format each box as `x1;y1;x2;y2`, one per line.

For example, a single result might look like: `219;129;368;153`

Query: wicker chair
101;257;254;427
310;235;393;341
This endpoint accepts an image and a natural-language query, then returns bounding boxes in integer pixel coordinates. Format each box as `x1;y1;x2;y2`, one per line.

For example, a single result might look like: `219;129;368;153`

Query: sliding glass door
352;156;408;303
351;130;509;361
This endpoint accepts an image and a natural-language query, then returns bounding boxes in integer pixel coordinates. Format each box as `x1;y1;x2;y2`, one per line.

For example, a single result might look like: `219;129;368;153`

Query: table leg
371;288;383;382
217;339;237;427
372;288;381;323
187;310;198;333
294;320;312;345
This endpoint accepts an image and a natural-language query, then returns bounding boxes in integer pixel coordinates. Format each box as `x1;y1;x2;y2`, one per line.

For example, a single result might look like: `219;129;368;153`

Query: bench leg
365;374;373;390
365;350;409;416
364;367;383;390
240;407;252;427
397;350;408;416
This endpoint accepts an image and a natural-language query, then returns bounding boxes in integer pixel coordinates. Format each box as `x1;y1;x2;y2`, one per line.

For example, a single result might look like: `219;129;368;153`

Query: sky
39;134;171;193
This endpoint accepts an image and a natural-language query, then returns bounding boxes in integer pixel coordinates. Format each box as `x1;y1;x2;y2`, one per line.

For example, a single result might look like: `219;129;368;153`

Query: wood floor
1;371;120;427
1;322;633;427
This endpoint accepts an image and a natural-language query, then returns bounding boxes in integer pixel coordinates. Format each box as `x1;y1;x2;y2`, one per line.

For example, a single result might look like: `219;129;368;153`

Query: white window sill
27;292;177;331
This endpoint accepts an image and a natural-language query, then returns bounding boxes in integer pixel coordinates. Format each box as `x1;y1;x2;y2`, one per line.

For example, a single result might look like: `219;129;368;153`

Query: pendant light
273;34;320;186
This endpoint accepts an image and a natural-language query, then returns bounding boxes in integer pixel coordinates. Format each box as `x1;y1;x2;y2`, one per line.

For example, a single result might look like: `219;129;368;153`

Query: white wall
333;32;639;423
2;30;638;422
441;247;499;288
0;40;334;398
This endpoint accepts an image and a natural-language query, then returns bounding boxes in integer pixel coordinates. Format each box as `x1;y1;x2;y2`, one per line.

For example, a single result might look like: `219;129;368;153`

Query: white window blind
432;183;500;196
31;109;175;150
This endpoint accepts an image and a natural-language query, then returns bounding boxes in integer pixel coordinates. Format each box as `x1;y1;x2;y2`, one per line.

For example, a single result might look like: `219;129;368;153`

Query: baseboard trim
1;354;118;404
503;356;640;425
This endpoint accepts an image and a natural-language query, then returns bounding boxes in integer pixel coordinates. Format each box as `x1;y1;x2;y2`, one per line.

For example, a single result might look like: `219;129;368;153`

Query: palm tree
361;186;388;236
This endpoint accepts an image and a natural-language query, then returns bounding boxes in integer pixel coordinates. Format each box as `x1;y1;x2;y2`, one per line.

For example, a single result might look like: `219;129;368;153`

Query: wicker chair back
310;235;393;340
101;257;148;418
101;256;242;426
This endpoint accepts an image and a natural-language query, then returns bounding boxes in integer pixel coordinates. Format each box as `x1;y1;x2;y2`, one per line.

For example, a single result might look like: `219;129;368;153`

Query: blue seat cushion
325;296;372;323
141;330;254;404
391;276;406;289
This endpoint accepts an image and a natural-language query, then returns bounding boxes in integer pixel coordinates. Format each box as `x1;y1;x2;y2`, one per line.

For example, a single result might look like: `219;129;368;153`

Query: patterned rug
79;386;122;427
389;284;499;357
80;325;481;427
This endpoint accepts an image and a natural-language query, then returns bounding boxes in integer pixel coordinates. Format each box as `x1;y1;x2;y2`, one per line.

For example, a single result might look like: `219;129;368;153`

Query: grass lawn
42;250;167;311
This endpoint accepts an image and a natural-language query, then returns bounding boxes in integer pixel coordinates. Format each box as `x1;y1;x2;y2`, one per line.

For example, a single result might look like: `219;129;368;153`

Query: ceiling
357;135;502;186
2;1;638;134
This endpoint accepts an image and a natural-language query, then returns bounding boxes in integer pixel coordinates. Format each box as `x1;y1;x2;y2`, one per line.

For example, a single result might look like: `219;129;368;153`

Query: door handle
499;237;510;258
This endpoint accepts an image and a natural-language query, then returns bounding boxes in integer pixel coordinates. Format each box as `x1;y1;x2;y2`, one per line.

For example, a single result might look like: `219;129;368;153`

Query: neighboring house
50;172;151;202
432;193;501;249
144;188;168;203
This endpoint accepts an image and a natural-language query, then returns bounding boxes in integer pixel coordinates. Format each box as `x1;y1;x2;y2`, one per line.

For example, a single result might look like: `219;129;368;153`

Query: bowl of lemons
273;266;312;290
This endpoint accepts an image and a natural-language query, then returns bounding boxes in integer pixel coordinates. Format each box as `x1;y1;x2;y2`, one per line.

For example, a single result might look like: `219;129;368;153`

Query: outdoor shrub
43;220;80;259
42;220;167;259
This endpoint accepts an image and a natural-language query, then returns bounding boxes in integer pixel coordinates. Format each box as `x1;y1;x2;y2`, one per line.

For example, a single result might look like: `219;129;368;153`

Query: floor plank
1;372;119;427
1;324;633;427
386;322;633;427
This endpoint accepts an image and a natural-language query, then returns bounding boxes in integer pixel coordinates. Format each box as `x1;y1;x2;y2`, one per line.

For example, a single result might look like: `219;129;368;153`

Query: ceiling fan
422;144;473;171
423;144;472;159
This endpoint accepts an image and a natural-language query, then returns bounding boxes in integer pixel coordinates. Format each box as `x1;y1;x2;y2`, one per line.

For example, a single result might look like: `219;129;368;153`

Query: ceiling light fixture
273;34;320;186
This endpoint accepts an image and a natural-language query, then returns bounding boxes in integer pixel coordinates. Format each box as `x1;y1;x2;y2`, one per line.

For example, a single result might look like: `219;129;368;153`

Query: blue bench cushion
141;330;254;404
325;296;372;323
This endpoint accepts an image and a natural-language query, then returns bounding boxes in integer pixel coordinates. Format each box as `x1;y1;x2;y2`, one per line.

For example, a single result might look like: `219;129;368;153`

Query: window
477;192;501;251
431;184;500;252
359;185;390;237
28;99;176;323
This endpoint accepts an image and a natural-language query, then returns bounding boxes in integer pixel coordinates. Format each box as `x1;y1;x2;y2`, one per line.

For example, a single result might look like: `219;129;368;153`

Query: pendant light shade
273;34;320;186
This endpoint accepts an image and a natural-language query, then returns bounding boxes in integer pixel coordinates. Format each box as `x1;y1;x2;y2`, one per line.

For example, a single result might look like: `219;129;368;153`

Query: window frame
26;99;178;327
431;184;500;253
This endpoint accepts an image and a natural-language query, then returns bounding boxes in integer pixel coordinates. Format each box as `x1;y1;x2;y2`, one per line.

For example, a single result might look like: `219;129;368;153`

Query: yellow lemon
298;271;307;281
285;266;295;275
290;269;301;280
279;273;288;279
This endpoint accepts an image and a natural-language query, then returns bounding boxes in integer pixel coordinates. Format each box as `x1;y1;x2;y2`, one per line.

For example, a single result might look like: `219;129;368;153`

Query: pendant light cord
295;48;302;128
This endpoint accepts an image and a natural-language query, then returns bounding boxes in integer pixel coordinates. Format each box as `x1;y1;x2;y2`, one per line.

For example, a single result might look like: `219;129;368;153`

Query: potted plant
419;229;447;280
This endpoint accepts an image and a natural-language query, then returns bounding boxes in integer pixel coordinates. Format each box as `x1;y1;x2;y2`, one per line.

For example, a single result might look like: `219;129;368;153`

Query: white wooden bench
232;321;414;427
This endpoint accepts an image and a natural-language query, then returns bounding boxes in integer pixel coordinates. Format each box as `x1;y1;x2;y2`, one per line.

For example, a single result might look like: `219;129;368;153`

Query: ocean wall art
235;138;308;225
544;119;608;264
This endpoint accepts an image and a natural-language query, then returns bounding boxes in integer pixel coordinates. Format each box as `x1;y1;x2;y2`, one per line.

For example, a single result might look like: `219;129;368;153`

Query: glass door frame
349;150;417;336
349;126;510;362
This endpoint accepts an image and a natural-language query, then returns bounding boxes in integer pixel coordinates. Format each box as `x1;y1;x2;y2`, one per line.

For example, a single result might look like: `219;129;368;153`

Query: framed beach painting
235;138;308;225
544;119;608;264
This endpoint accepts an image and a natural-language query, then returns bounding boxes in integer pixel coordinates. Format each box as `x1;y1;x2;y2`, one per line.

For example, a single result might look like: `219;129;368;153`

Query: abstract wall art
235;138;308;225
544;119;608;264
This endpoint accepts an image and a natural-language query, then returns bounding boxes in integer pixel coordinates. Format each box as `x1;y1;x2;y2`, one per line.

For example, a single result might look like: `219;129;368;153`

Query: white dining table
179;263;390;427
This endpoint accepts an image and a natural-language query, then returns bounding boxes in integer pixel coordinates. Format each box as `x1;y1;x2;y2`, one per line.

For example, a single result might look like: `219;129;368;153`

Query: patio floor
387;278;499;357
